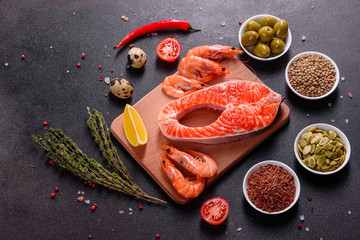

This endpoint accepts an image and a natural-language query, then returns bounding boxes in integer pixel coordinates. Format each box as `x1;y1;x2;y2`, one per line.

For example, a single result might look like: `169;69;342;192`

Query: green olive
270;38;285;54
258;26;274;43
245;20;261;32
253;43;270;58
241;30;259;47
273;19;288;39
261;16;277;27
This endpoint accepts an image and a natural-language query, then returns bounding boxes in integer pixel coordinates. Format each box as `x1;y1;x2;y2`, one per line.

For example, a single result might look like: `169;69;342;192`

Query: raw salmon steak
158;80;282;144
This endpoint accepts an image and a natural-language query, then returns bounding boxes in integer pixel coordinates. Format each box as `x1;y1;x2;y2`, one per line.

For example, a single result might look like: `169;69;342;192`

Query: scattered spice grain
348;92;352;98
288;54;336;97
247;164;296;212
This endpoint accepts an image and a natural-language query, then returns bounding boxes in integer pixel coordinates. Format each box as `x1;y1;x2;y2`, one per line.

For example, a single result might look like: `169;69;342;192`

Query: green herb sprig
31;108;166;204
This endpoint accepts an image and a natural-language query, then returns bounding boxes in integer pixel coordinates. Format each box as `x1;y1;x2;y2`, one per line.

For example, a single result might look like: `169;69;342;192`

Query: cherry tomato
200;197;229;225
156;37;181;62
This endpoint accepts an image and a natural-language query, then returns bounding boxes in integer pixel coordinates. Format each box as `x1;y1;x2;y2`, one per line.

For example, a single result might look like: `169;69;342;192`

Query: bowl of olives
239;14;292;61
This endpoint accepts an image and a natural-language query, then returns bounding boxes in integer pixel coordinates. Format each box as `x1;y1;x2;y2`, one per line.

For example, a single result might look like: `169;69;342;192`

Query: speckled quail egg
127;47;147;69
110;78;134;99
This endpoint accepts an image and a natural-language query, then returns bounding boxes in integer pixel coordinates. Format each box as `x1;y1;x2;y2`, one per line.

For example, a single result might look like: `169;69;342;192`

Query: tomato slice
156;37;181;62
200;197;229;225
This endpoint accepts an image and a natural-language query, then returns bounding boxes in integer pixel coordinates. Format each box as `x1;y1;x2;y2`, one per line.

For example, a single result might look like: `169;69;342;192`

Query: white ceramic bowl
238;14;292;61
294;123;351;175
242;160;300;215
285;51;340;100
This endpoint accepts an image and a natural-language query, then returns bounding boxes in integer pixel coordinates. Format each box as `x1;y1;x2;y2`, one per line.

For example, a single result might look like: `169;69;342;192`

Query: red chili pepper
116;20;200;49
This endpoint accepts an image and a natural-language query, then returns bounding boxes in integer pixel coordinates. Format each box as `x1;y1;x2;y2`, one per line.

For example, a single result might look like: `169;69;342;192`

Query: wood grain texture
110;58;290;204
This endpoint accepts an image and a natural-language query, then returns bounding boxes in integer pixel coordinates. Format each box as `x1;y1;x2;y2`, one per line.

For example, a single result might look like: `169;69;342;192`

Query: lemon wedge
123;104;148;147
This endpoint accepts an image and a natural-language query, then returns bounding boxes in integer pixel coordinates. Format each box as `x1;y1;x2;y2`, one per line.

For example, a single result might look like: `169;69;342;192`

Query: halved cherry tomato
200;197;229;225
156;37;181;62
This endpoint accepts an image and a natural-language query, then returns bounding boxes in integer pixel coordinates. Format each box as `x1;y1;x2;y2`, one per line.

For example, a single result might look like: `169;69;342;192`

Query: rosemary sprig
31;110;166;204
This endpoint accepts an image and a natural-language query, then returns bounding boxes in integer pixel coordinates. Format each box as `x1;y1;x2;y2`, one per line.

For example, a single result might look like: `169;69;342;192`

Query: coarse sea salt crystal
331;119;335;123
237;227;242;232
300;215;305;221
328;103;332;107
345;119;349;123
306;114;310;117
5;62;9;67
340;95;344;99
78;191;81;194
85;199;90;204
129;208;132;212
341;76;345;81
221;22;225;27
348;210;352;215
305;227;309;232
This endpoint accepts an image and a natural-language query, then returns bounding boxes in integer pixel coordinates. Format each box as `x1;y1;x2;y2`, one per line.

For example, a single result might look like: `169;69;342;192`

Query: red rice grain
247;164;296;212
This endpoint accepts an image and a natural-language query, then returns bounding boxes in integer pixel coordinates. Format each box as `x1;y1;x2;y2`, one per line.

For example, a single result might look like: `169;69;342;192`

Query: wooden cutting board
110;58;290;204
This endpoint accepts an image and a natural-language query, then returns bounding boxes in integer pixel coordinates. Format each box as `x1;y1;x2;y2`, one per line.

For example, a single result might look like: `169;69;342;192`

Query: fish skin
158;80;282;144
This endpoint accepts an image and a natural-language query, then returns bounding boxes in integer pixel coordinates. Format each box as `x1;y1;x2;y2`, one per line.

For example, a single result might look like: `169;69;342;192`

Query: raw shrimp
159;154;205;198
178;56;230;82
162;145;218;178
185;45;243;60
162;74;208;98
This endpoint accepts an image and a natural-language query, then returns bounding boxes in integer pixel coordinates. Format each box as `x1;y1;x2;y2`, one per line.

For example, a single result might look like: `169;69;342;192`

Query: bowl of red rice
243;160;300;214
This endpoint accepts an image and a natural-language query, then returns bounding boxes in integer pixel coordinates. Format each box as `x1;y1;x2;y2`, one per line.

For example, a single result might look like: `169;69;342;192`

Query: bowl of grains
294;123;351;175
243;160;300;214
285;51;339;100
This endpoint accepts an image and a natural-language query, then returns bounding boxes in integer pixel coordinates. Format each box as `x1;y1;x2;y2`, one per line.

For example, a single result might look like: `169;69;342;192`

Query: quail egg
127;47;147;69
110;78;134;99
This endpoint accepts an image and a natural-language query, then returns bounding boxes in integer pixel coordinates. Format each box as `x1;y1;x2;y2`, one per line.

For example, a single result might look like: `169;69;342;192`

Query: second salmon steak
158;80;282;144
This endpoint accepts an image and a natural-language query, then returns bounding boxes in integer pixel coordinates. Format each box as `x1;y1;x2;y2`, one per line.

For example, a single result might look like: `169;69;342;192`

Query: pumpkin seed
308;126;318;132
323;144;333;151
302;145;311;155
297;127;346;172
327;130;337;140
318;155;326;167
314;146;322;155
299;139;307;148
309;157;316;168
319;137;329;145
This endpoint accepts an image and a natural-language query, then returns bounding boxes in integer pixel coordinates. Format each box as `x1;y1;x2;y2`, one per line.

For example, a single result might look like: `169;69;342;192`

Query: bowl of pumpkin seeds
294;123;350;175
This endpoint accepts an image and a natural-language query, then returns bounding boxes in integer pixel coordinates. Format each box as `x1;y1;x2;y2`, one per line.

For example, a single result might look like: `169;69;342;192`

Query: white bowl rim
285;51;340;100
242;160;300;215
238;14;292;61
294;123;351;175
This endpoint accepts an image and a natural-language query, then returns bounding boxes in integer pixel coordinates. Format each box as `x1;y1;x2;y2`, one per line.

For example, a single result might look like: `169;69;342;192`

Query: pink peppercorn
82;53;85;59
55;187;59;192
308;196;312;201
50;193;56;198
77;63;81;68
43;121;48;126
156;234;160;239
21;55;25;59
49;160;53;165
91;183;96;188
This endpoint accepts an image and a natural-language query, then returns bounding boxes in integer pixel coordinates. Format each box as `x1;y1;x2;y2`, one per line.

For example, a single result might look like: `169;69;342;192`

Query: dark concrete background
1;0;359;239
